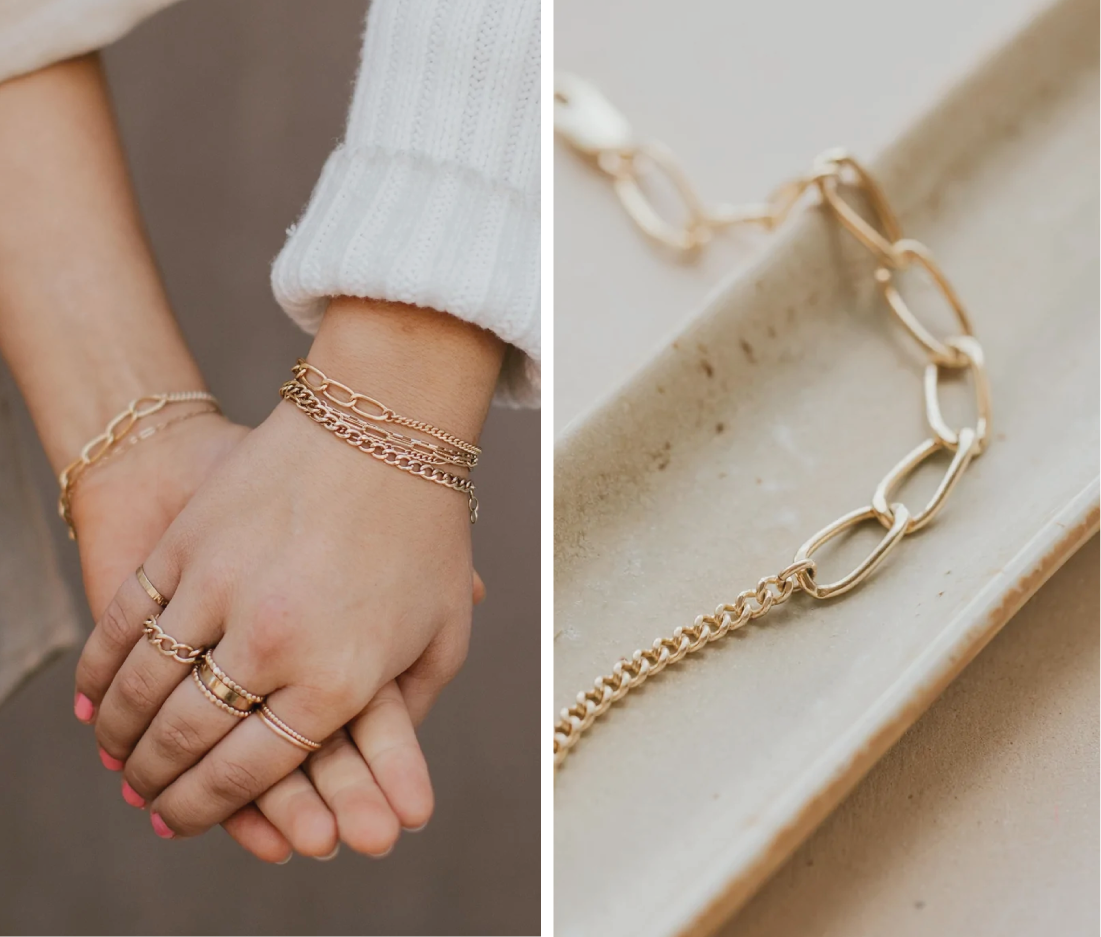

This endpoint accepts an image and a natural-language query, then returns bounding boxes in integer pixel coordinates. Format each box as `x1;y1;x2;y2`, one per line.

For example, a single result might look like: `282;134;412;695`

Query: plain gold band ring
258;704;322;752
136;566;169;608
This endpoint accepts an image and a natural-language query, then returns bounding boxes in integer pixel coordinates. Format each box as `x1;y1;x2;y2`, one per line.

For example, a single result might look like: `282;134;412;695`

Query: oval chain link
553;79;993;768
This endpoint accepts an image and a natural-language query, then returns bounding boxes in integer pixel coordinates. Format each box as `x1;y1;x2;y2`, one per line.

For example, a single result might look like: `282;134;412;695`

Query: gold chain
553;77;993;768
57;391;220;540
291;359;482;457
280;379;480;524
141;615;206;664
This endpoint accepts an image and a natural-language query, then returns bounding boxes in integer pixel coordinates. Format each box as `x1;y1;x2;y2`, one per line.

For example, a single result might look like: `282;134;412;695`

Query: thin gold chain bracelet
553;76;993;769
57;391;220;540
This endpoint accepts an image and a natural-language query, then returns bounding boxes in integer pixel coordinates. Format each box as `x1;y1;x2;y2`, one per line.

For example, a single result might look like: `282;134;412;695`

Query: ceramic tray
553;2;1100;935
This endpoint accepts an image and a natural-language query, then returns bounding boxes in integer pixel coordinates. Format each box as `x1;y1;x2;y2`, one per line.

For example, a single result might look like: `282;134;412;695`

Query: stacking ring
136;566;169;608
142;616;205;664
257;704;322;752
191;650;264;718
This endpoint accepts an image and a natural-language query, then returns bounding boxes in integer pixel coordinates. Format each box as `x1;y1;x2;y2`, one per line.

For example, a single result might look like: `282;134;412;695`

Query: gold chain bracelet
279;380;480;523
57;391;220;540
553;77;993;768
291;360;481;458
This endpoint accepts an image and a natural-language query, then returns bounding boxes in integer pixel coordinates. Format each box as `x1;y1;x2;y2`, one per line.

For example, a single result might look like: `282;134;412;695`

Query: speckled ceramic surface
553;2;1100;935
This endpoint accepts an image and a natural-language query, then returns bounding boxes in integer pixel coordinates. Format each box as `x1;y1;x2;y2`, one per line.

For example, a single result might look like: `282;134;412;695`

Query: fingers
121;649;267;800
346;682;433;834
74;557;180;720
148;683;357;838
254;769;339;859
472;569;486;606
94;576;223;763
302;729;400;857
221;804;294;865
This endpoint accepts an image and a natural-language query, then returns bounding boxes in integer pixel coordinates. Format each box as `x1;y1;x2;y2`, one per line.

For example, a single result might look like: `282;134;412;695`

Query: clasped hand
70;402;482;862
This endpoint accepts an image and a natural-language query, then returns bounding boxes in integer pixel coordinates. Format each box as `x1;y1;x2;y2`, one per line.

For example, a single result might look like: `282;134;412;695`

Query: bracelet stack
57;392;221;540
279;359;481;523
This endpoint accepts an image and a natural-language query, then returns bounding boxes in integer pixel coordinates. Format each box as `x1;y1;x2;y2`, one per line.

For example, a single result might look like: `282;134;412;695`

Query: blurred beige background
556;0;1097;933
0;2;539;935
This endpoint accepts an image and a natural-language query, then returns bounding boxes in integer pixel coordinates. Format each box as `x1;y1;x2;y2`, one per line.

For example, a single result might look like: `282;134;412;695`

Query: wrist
305;297;505;444
32;349;209;475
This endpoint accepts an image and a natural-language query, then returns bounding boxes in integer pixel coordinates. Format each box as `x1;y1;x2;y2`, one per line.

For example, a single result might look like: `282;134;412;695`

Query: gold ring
257;704;322;751
202;651;264;704
142;616;205;664
191;651;264;717
136;566;169;608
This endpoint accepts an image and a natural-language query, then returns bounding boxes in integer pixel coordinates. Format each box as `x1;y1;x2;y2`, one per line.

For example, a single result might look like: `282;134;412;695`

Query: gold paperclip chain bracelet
552;75;993;769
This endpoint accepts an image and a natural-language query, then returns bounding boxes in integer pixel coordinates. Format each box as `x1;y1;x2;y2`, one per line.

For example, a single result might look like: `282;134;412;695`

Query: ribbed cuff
271;144;540;408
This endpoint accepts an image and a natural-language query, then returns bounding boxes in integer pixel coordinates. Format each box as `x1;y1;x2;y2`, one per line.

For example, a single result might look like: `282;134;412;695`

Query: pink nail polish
150;812;175;839
121;780;145;808
74;693;95;723
98;748;124;771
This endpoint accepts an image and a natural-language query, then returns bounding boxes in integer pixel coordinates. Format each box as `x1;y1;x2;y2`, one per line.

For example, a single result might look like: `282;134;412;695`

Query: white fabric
272;0;541;407
0;0;177;83
0;0;542;406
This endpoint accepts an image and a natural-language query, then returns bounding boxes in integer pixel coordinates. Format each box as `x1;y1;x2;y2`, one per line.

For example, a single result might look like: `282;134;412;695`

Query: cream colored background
555;0;1098;933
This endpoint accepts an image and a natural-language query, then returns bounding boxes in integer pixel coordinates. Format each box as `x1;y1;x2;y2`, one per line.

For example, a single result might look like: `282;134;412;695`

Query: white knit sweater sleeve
271;0;541;408
0;0;179;84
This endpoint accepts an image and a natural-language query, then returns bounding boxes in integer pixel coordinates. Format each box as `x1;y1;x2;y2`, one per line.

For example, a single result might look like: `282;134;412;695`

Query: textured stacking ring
136;565;169;609
258;704;322;752
142;616;205;664
191;651;264;717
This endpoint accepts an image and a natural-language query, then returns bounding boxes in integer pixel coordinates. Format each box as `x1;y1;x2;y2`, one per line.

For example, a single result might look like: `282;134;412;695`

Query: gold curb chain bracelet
552;75;993;769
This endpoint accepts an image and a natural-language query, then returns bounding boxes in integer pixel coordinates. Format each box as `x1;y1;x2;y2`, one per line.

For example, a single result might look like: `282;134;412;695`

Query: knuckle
114;665;162;712
208;759;264;805
156;797;202;837
241;603;299;668
99;599;139;652
152;710;209;763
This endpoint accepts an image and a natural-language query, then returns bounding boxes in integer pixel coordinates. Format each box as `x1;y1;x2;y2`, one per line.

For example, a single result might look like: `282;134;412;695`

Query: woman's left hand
76;396;477;838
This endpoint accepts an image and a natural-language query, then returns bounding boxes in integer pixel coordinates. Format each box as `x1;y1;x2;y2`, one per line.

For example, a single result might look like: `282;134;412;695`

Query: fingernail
121;780;145;808
150;812;175;839
403;822;428;833
275;854;292;866
74;693;95;723
98;747;124;771
370;844;394;859
314;844;340;861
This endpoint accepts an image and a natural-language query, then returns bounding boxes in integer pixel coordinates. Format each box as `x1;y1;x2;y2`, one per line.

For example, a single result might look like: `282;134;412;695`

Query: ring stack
257;704;322;752
192;651;264;718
